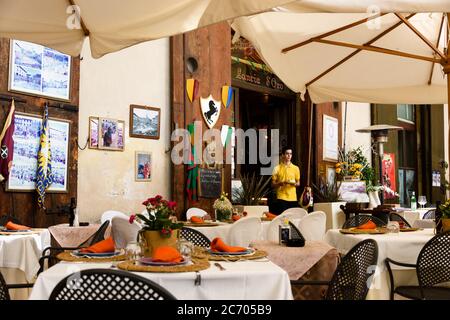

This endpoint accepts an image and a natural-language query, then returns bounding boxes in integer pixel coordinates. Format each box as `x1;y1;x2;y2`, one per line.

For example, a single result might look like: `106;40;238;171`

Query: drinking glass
387;221;400;234
125;241;141;263
177;239;194;262
418;195;427;209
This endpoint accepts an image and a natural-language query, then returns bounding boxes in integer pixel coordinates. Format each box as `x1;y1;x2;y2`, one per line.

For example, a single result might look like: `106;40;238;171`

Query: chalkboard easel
198;168;223;199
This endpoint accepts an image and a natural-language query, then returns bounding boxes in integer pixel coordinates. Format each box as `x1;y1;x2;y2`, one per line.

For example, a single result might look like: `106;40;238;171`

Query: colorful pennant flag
186;79;199;103
186;122;199;202
0;100;16;182
221;85;233;108
36;103;53;209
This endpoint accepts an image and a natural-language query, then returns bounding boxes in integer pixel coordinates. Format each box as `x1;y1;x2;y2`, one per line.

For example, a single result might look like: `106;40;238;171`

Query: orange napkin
79;237;115;253
190;216;204;223
357;220;377;229
232;214;241;221
265;212;277;220
152;246;183;263
5;221;31;230
211;237;246;253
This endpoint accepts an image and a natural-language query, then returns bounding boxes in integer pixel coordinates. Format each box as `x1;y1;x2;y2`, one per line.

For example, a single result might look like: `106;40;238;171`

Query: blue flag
36;104;53;209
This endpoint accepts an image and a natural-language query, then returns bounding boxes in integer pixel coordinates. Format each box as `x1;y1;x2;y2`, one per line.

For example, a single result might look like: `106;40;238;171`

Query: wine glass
177;239;194;262
418;195;427;209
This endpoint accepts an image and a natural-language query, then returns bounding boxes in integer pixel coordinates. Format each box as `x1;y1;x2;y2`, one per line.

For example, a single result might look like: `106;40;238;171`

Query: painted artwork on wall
6;112;70;192
8;39;71;101
382;153;397;199
200;95;221;129
135;151;152;181
88;117;99;148
130;105;160;140
98;117;125;151
323;115;338;161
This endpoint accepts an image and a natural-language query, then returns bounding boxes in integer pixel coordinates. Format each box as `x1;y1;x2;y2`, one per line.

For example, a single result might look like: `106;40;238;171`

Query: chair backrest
78;220;110;247
228;216;262;247
342;214;386;229
0;215;22;226
0;271;10;301
100;210;128;224
280;207;308;219
243;205;269;218
186;208;208;220
326;239;378;300
111;216;141;249
49;268;177;300
412;219;436;229
389;212;412;228
180;227;211;247
297;211;327;241
265;209;308;242
416;230;450;288
423;209;436;220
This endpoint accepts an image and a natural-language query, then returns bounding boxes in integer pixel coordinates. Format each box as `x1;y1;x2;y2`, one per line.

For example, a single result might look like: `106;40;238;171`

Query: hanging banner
221;85;233;108
186;78;199;103
200;95;221;129
382;153;397;199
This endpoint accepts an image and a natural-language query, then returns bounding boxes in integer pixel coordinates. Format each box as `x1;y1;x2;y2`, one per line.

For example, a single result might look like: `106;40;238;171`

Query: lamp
356;125;403;205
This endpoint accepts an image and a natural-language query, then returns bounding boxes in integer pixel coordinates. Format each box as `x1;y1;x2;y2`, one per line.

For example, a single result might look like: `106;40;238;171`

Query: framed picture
135;151;152;181
323;115;338;161
6;112;70;192
98;117;125;151
8;39;71;101
130;105;160;140
326;165;336;184
88;117;99;148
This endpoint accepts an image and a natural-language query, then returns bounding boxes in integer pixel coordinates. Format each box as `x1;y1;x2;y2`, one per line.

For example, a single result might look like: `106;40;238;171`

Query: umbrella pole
446;13;450;201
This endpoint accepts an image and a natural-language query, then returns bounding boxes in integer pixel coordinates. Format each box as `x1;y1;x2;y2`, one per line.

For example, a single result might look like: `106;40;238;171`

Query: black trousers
271;199;299;215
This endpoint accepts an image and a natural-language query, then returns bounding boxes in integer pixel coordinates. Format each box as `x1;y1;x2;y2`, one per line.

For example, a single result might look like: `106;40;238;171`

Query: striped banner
36;103;53;209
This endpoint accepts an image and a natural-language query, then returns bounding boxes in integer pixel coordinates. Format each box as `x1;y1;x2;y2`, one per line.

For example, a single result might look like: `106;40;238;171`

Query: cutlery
214;262;226;270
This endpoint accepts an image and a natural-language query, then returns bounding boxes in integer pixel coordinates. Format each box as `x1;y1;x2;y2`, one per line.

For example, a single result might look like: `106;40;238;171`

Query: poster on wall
432;170;441;187
382;153;397;199
323;115;338;161
8;40;71;101
6;113;70;192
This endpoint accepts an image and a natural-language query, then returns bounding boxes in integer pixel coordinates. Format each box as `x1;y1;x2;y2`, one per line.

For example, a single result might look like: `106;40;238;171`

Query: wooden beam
282;13;388;53
306;14;415;87
428;14;445;85
68;0;90;36
395;13;446;60
314;39;443;64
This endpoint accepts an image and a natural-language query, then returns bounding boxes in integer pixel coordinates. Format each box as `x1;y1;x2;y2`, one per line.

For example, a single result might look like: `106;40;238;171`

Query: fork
214;262;226;270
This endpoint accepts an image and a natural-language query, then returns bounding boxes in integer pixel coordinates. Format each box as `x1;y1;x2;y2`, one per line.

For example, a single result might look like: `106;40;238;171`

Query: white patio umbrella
0;0;296;58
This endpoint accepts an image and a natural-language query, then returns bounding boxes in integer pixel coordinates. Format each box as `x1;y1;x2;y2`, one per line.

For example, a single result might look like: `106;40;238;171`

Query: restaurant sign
232;62;289;93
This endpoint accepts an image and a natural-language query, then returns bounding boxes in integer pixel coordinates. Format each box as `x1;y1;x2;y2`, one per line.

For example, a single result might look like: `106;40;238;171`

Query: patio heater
356;125;403;205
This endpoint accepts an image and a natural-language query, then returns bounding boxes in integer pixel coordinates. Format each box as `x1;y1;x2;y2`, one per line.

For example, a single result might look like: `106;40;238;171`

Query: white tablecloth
324;228;434;300
29;260;293;300
0;230;50;299
397;209;431;227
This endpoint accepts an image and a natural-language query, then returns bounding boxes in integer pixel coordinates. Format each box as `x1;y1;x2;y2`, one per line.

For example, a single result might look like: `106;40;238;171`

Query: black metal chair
49;268;177;300
38;220;110;274
342;214;386;229
0;215;22;226
0;271;10;301
423;209;436;220
385;230;450;300
291;239;378;300
180;227;211;247
389;212;412;228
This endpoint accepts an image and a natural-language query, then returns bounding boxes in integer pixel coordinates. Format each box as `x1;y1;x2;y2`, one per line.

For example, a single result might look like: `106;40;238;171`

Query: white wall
341;102;372;164
78;39;171;222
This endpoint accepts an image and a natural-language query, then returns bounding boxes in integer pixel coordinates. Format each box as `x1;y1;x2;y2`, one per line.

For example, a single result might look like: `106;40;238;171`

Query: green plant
439;160;449;200
232;172;272;205
439;199;450;219
312;176;342;203
336;146;374;182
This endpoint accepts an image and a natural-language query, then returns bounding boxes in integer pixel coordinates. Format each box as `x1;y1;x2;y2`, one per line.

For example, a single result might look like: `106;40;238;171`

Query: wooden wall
0;38;79;227
171;23;232;219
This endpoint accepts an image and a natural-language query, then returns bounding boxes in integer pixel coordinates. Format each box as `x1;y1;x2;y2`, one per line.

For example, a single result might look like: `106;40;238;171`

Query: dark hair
282;146;293;155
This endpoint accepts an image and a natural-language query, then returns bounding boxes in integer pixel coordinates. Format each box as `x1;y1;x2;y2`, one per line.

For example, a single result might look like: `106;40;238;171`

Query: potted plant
335;146;374;182
231;173;272;216
213;192;233;221
129;195;183;257
312;176;346;230
438;200;450;232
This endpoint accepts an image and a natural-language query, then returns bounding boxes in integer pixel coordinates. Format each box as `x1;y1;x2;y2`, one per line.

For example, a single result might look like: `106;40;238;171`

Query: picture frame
88;117;99;149
326;165;336;184
6;112;71;192
323;115;338;161
98;117;125;151
129;105;160;140
135;151;152;181
8;39;71;101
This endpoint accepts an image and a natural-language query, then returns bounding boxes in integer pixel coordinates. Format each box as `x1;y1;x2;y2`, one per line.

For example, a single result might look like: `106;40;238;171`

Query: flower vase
215;209;232;222
442;218;450;233
139;229;180;257
368;191;381;209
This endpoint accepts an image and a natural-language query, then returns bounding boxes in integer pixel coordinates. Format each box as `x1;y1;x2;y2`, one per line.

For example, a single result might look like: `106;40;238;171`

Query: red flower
129;214;136;224
168;201;177;210
155;195;163;202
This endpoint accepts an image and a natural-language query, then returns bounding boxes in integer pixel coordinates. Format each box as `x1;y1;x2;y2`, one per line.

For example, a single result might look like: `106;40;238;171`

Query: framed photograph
98;117;125;151
130;105;160;140
135;151;152;181
8;39;71;101
326;165;336;184
323;115;338;161
88;117;99;148
6;112;70;192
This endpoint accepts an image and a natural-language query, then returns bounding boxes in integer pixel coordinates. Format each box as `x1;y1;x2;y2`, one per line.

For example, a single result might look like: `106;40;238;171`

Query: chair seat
395;286;450;300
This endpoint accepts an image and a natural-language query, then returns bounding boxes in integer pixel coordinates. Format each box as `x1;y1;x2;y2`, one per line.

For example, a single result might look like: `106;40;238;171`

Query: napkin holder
286;222;305;247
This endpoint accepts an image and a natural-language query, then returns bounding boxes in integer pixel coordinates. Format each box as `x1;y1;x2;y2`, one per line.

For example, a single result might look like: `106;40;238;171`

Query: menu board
198;168;223;198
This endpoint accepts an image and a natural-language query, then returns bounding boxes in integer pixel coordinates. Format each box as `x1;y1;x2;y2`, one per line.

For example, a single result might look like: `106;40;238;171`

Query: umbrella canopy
232;1;450;103
0;0;296;58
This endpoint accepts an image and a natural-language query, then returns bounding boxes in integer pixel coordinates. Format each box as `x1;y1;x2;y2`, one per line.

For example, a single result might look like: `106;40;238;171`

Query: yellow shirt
272;163;300;201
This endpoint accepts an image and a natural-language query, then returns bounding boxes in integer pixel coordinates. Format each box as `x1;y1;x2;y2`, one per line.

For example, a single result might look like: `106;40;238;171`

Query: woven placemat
194;248;268;261
57;251;127;263
0;228;46;236
340;227;389;235
117;257;210;273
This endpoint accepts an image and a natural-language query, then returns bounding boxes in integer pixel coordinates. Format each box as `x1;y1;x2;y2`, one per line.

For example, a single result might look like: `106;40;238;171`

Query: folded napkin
356;220;377;229
5;221;31;230
232;214;241;221
264;212;277;220
190;216;204;224
211;237;247;253
79;237;115;253
152;246;183;263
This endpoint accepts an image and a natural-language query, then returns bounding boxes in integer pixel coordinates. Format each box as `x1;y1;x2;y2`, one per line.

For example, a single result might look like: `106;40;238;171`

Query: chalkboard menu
198;168;223;198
